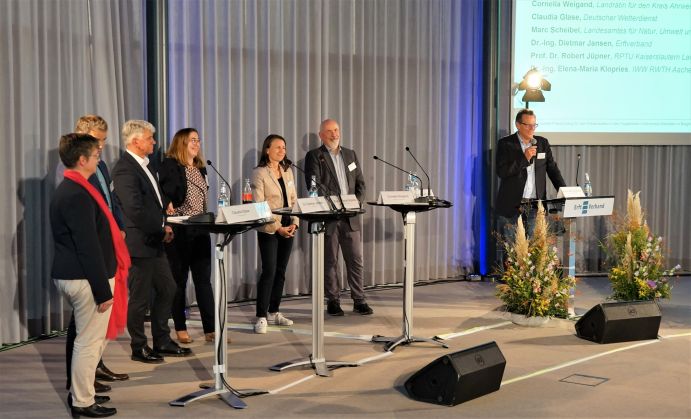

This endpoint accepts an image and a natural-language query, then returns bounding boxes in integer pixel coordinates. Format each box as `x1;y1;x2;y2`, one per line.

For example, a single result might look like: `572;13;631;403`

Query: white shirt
126;149;163;207
518;133;536;199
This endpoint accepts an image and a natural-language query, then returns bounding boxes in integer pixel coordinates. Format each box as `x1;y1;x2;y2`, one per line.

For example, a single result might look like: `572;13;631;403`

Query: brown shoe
205;332;231;344
176;330;193;344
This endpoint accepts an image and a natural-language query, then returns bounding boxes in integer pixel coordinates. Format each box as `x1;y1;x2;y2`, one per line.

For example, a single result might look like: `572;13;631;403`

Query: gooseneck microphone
318;154;347;211
404;146;435;203
372;155;424;197
206;159;233;205
285;159;339;212
575;153;581;187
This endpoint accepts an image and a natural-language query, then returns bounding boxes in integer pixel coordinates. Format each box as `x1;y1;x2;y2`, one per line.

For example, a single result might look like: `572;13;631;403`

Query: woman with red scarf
51;133;129;418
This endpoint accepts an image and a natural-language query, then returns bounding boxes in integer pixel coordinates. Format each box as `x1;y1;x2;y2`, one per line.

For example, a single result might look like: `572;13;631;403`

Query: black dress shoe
327;300;345;316
94;380;111;393
353;302;374;315
68;393;110;406
154;342;193;357
70;403;116;418
96;361;129;381
131;346;164;364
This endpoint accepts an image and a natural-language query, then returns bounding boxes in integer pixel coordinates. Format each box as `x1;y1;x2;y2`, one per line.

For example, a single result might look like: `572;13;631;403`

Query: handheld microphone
206;159;233;205
575;153;581;187
285;159;339;212
372;155;424;198
404;146;434;203
318;154;347;211
529;138;538;165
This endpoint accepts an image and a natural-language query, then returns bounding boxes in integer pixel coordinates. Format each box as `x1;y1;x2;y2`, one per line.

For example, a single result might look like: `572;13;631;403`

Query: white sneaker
254;317;267;334
267;312;293;326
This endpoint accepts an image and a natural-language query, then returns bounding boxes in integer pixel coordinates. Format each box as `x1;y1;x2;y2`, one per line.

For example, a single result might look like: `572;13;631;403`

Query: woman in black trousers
251;134;299;334
159;128;215;343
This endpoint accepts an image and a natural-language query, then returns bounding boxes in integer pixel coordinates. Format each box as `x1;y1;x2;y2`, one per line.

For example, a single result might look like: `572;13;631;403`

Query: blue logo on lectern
581;201;589;215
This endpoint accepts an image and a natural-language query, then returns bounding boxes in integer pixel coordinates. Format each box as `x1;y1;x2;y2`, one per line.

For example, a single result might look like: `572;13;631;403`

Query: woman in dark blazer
251;134;299;334
159;128;215;343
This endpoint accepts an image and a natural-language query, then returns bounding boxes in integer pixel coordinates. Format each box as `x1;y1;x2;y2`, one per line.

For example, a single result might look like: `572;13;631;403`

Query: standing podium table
269;208;365;377
168;218;272;409
368;199;452;351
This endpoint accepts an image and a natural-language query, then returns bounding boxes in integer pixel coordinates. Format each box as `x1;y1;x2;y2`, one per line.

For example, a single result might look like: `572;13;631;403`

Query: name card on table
294;197;332;213
377;191;415;205
216;202;272;224
331;194;361;210
557;186;585;199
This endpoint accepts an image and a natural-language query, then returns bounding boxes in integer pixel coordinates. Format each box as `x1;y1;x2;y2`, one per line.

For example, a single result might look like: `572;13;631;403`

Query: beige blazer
251;165;299;234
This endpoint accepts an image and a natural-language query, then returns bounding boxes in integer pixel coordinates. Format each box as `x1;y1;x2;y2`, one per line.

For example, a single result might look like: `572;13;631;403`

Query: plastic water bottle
583;173;592;197
409;172;421;198
404;174;414;192
242;178;253;203
218;181;229;207
308;175;319;198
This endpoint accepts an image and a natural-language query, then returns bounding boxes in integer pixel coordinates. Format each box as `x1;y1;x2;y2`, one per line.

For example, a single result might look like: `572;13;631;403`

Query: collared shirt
126;149;163;207
325;145;349;195
94;165;112;210
517;133;536;199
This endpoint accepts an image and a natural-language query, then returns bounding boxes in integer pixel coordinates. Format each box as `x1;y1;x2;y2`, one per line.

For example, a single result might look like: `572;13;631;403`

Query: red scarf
64;170;131;339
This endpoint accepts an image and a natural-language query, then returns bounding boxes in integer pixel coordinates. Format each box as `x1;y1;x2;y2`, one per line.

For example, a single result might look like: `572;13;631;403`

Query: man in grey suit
304;119;373;316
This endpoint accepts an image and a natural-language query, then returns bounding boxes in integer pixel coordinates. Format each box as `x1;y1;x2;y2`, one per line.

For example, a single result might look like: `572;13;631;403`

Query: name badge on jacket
537;153;546;160
348;162;357;172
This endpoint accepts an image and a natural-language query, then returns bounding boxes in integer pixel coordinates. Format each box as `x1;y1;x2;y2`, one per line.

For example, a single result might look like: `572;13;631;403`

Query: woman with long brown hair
159;128;215;343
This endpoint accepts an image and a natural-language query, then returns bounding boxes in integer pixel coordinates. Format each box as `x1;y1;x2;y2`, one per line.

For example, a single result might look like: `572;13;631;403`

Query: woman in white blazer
251;134;299;334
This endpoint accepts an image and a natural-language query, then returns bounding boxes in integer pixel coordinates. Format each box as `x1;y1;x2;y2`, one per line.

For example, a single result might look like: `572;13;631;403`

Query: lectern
168;218;271;409
368;199;452;351
538;195;615;316
269;208;365;377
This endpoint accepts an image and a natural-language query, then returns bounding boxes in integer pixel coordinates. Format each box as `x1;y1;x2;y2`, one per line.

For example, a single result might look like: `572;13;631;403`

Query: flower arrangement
606;190;680;301
496;202;575;318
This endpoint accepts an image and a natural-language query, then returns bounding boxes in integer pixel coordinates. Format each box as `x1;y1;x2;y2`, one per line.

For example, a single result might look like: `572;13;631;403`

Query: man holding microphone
495;109;566;242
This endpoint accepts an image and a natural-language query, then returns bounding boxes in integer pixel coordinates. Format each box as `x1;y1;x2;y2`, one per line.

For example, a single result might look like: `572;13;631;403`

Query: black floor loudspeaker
404;341;506;406
575;300;661;344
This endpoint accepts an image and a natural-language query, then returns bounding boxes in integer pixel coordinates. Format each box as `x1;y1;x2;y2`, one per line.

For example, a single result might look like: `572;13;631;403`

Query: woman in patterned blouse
159;128;215;344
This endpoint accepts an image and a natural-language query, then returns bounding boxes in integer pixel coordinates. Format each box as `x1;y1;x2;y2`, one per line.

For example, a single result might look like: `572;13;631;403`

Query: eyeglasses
189;138;201;144
519;122;538;129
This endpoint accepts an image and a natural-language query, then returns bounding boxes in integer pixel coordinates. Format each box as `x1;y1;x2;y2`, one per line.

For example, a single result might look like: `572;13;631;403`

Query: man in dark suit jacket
304;119;373;317
51;133;117;418
61;116;129;394
111;120;191;364
495;109;566;240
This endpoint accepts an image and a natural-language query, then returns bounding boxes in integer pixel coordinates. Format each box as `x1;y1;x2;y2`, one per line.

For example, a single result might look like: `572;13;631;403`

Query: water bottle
409;171;421;198
242;178;253;203
583;173;592;197
404;174;414;192
218;181;229;208
308;175;319;198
